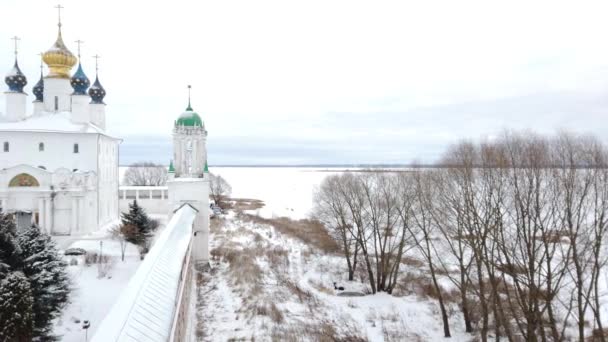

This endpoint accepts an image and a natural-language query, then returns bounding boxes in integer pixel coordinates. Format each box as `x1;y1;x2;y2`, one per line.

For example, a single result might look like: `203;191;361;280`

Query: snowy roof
0;111;119;139
90;205;196;342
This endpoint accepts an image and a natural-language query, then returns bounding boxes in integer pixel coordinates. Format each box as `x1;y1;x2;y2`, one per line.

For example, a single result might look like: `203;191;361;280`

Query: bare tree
314;175;360;281
209;173;232;208
123;162;168;186
409;169;451;338
110;224;138;262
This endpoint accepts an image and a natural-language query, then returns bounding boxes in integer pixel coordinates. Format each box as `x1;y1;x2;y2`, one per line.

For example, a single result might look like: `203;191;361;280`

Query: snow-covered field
195;214;471;341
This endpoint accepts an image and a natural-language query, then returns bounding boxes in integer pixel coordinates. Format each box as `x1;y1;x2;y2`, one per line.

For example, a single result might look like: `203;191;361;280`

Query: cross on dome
11;36;20;57
55;4;64;27
5;36;27;93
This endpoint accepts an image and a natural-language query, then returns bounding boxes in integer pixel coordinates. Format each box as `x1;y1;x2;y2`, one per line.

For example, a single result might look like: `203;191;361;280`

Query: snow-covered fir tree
121;200;153;245
0;210;21;277
0;271;34;342
0;210;70;341
16;225;70;340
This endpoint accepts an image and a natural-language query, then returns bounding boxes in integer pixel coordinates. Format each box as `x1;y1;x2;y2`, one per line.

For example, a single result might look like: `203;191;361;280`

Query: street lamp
82;320;90;341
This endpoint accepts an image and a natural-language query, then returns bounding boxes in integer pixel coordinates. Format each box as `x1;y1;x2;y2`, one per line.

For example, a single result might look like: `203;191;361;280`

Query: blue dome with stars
88;76;106;104
5;59;27;93
32;73;44;102
71;63;90;95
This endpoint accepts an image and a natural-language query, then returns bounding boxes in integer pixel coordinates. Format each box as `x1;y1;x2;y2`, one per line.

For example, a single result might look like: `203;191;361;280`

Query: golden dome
42;25;76;78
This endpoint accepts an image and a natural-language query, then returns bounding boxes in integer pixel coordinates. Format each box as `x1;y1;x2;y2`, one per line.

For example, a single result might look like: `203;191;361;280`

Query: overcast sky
1;0;608;165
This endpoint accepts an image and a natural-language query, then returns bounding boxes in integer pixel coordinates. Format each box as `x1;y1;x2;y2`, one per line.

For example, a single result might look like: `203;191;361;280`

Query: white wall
98;135;120;226
119;186;169;215
0;131;98;172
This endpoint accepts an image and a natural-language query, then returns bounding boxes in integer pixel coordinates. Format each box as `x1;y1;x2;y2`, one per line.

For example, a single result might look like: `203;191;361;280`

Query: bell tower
172;85;207;178
167;85;210;266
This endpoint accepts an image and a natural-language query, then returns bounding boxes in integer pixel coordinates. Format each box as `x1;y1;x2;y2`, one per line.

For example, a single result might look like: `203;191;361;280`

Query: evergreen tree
0;271;34;342
0;210;21;277
17;225;70;341
121;200;153;245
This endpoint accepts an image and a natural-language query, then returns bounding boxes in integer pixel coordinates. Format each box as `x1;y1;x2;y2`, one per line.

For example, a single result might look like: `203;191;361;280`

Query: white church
0;16;120;234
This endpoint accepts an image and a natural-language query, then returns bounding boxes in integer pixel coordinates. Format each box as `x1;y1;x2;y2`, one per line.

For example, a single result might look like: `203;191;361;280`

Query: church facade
0;16;120;234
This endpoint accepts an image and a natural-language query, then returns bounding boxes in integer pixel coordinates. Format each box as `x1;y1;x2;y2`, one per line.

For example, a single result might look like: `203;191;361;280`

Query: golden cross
11;36;20;57
55;4;64;25
75;40;84;59
92;54;101;73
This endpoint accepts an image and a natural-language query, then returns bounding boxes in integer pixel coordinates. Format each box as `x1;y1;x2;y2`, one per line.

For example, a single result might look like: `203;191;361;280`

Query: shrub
64;248;86;256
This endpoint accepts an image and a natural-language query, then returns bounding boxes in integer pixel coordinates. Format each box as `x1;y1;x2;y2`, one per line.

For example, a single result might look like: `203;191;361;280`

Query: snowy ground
194;214;472;342
52;215;167;341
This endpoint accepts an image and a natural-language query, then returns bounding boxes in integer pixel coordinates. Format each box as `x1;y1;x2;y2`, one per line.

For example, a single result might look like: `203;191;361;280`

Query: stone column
78;197;85;233
45;199;52;234
71;197;78;234
38;198;45;232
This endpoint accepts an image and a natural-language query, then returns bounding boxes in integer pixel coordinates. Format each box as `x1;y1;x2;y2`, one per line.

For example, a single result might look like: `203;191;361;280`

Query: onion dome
88;76;106;104
71;63;90;95
32;72;44;101
5;59;27;92
42;25;77;78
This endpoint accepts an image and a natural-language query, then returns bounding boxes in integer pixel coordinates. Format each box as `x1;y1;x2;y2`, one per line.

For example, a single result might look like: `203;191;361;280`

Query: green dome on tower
175;106;203;127
175;86;203;127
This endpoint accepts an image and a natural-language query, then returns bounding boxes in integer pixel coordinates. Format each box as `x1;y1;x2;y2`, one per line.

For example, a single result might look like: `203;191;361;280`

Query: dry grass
239;213;340;254
401;256;425;268
229;198;266;211
309;279;334;295
256;302;284;324
394;272;460;303
266;246;290;270
271;319;367;342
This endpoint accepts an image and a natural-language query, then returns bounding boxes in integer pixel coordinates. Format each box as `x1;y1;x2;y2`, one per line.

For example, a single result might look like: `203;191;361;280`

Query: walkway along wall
91;204;197;342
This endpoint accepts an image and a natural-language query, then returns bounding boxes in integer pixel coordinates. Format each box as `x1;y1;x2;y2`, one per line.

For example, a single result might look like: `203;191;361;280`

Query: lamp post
82;320;90;341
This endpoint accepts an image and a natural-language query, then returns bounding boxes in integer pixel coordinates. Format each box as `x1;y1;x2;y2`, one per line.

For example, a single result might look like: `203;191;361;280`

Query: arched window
39;142;44;151
3;142;8;152
73;143;79;153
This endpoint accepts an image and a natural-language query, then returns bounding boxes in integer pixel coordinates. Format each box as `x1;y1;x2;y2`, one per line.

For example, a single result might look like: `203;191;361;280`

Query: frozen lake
120;166;408;219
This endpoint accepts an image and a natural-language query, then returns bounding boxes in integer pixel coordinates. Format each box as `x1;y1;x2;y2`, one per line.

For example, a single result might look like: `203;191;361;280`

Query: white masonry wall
0;131;98;172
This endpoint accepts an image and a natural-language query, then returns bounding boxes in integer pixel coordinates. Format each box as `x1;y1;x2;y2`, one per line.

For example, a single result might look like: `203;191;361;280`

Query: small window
39;142;44;151
3;142;8;152
73;143;79;153
54;96;58;111
38;166;46;170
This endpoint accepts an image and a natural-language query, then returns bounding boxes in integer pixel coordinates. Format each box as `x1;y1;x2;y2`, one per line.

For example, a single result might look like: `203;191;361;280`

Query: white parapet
91;205;197;342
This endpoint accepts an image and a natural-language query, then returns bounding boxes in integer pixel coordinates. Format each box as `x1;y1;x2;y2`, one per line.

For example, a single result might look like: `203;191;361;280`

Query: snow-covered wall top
90;205;196;342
